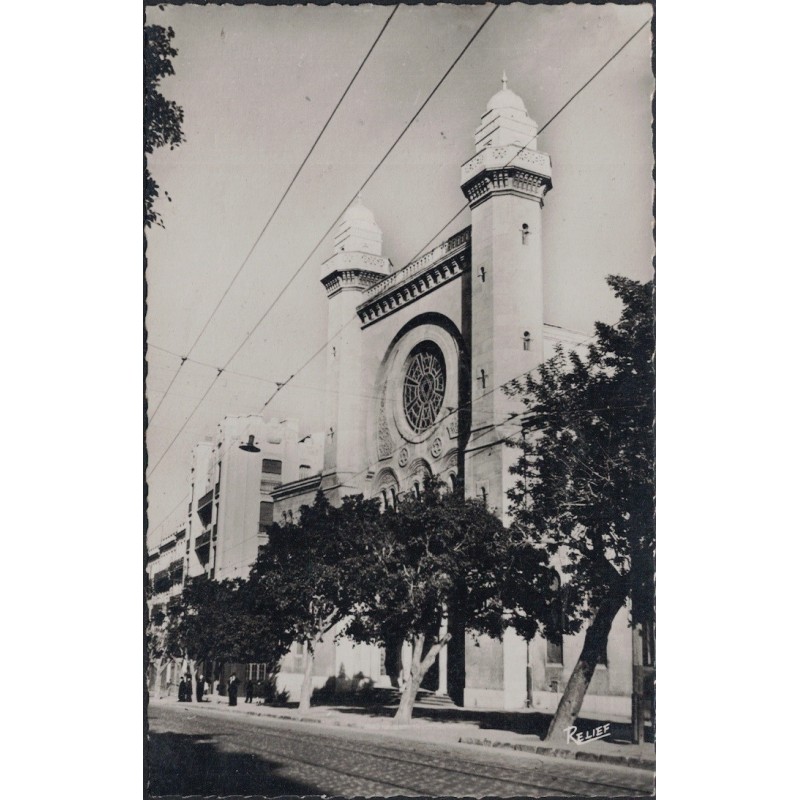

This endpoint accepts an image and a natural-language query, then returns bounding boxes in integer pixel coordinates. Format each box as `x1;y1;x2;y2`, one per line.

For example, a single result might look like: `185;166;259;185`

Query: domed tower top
473;72;538;152
331;194;384;256
486;71;527;113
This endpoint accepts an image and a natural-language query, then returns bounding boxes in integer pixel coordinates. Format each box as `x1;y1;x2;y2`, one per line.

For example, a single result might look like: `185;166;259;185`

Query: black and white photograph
144;1;655;796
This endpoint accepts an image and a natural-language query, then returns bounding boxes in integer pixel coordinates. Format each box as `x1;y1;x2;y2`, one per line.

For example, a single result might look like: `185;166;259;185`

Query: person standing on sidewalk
228;673;239;706
195;673;204;703
178;677;186;702
245;679;254;703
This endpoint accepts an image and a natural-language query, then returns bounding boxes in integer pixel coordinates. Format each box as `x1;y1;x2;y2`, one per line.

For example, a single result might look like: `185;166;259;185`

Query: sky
146;1;654;542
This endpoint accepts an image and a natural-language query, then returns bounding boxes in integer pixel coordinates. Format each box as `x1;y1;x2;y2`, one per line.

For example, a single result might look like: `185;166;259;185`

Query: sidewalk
150;694;655;771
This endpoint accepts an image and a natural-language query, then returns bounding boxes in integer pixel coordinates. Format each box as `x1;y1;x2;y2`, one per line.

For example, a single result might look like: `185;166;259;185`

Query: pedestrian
184;673;192;702
245;679;254;703
195;673;204;703
228;673;239;706
178;677;187;702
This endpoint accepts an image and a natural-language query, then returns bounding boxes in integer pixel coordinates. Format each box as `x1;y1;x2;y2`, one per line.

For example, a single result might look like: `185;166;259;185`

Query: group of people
177;673;207;703
174;672;256;707
221;674;256;705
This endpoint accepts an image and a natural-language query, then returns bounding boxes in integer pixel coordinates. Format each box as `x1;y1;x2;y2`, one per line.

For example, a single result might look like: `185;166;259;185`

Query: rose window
403;343;446;434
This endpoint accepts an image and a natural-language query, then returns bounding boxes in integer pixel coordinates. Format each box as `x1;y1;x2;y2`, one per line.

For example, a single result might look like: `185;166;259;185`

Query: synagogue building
149;78;637;720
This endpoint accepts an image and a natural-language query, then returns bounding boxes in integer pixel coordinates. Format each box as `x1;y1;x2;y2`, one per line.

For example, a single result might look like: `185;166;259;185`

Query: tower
460;74;553;519
459;76;553;709
320;196;392;501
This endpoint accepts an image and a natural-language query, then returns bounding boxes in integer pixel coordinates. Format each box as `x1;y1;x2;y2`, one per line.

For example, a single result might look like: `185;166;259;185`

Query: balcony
194;530;211;549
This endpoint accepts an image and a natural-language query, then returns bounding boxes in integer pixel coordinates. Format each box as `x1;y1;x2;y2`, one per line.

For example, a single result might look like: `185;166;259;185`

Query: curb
159;701;655;772
457;736;655;771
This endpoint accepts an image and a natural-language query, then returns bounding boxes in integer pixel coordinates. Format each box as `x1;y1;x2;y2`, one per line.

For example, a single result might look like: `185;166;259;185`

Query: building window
403;342;446;434
380;489;388;512
261;459;282;475
299;463;311;480
480;486;487;506
259;501;273;533
413;481;421;499
449;473;458;493
521;223;530;245
546;633;564;665
247;663;268;681
523;331;531;351
390;488;397;508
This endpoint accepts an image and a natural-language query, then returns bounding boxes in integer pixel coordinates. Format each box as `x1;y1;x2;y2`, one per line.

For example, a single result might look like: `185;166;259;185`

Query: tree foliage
164;575;292;671
346;479;527;723
248;492;383;711
144;23;185;228
504;275;655;738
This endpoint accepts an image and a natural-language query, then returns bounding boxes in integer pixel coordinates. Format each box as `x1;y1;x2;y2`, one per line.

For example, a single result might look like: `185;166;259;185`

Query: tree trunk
297;642;316;714
393;632;451;725
154;657;164;698
544;595;625;742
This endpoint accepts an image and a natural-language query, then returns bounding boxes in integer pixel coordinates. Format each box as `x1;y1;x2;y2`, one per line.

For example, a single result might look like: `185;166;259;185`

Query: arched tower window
523;331;531;351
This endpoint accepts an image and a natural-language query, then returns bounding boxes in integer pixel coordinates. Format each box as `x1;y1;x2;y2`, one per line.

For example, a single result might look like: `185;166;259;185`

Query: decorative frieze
462;167;551;207
460;144;552;209
357;235;471;328
377;390;394;460
321;268;385;298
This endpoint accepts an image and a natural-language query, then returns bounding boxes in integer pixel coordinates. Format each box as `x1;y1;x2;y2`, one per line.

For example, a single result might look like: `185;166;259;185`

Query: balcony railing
363;228;470;301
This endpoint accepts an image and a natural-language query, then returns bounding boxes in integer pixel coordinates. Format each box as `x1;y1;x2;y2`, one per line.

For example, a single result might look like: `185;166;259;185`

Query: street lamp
238;434;261;453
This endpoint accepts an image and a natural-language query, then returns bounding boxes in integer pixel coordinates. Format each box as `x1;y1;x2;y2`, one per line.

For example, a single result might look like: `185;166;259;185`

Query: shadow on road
333;704;641;744
146;730;317;797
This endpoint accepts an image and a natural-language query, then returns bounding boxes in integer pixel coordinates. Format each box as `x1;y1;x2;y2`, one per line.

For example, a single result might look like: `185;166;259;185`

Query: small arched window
449;473;458;493
523;331;531;351
380;489;388;512
480;486;488;506
390;487;397;509
413;481;421;499
521;223;530;245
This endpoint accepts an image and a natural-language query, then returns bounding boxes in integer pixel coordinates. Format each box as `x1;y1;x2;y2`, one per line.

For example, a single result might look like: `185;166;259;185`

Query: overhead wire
146;4;499;478
147;4;399;423
251;16;650;428
148;11;649;526
403;15;652;266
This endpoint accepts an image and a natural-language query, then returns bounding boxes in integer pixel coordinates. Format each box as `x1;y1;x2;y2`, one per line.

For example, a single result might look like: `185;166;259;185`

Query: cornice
460;145;553;209
357;229;471;328
321;268;385;298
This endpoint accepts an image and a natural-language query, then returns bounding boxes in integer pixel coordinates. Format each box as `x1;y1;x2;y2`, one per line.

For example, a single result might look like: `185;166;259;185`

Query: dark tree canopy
165;575;293;669
505;275;654;624
248;491;383;711
345;479;529;722
504;275;654;737
144;23;185;228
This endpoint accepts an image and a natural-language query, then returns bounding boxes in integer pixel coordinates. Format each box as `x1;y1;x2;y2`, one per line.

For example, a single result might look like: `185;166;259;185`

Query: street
147;703;654;797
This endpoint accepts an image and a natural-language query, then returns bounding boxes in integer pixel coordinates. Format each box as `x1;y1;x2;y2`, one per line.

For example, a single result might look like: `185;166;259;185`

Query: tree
146;599;180;695
165;575;292;689
249;492;382;713
144;23;185;228
346;480;521;725
504;275;655;741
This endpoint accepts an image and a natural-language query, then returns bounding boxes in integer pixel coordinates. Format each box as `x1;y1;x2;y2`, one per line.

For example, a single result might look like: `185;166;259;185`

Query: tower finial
501;70;507;90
